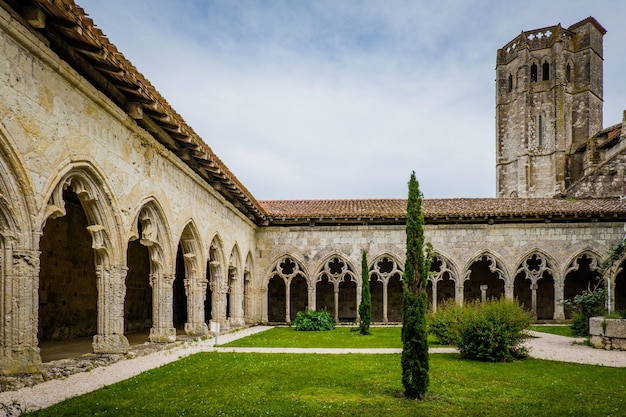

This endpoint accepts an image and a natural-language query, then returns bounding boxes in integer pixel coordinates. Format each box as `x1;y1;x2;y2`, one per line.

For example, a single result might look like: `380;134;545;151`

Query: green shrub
456;299;531;362
427;300;466;345
561;288;606;336
291;309;335;331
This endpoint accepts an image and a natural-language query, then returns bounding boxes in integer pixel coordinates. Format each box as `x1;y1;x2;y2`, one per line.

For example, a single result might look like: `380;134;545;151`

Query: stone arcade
0;2;625;375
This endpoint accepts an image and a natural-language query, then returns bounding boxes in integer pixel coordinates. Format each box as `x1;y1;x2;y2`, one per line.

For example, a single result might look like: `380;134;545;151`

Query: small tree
358;251;372;335
401;171;430;400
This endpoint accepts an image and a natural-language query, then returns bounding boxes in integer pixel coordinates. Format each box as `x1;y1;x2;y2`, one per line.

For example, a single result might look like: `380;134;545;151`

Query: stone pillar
554;281;565;320
530;282;538;320
333;283;339;322
382;279;388;323
356;282;362;320
455;282;464;306
431;280;438;313
285;280;291;323
1;248;42;375
149;273;176;342
184;277;209;336
504;281;514;300
260;287;268;323
228;268;245;328
211;281;229;330
480;285;488;303
93;265;130;353
308;284;316;311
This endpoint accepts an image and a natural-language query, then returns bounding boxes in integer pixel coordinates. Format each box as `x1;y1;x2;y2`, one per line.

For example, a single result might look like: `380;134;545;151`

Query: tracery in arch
369;255;403;323
314;255;358;323
426;253;457;312
266;255;308;323
464;252;507;303
563;251;602;319
513;251;555;320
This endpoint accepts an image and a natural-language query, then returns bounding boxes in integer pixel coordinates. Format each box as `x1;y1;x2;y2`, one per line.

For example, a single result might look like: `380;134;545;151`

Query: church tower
496;17;606;198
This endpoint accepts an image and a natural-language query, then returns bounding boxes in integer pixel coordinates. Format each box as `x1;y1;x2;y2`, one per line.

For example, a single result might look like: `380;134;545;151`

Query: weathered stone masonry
0;3;625;376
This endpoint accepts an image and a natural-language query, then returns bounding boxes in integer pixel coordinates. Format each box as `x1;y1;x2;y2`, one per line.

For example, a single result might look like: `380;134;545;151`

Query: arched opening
124;219;152;343
38;189;97;361
173;244;188;331
370;277;383;322
387;273;403;322
316;275;334;315
290;275;308;321
563;254;601;319
542;61;550;81
464;255;505;303
536;274;555;320
338;279;357;322
566;63;572;82
530;63;538;82
507;74;513;92
205;260;213;324
267;276;286;323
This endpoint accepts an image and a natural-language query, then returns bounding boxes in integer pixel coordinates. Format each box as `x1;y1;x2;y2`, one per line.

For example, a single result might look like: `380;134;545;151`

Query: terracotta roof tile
260;198;626;220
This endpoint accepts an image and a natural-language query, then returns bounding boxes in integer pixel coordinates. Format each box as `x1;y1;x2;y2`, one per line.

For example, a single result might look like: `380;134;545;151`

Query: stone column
456;282;464;306
308;284;316;311
530;282;538;320
149;273;176;342
93;265;130;353
260;287;268;323
228;268;245;328
356;282;362;320
184;277;209;336
480;285;488;303
333;283;339;322
285;280;291;323
504;281;514;300
211;281;229;330
431;280;438;313
554;281;565;320
382;279;388;323
1;248;42;375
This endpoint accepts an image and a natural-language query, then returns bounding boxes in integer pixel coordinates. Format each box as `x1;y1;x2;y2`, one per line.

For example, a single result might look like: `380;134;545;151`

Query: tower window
538;115;543;146
530;63;537;82
542;61;550;81
508;74;513;92
566;63;571;82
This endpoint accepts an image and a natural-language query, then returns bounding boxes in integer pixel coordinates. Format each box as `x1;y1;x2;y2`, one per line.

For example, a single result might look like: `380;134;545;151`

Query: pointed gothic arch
427;251;459;312
563;250;603;319
127;198;176;343
462;251;511;305
265;254;309;323
369;253;404;323
313;253;358;323
40;162;128;355
175;221;207;336
513;249;557;320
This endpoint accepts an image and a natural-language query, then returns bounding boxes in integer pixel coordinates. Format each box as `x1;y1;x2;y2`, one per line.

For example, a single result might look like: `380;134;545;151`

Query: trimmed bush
291;309;335;331
427;300;466;345
456;299;531;362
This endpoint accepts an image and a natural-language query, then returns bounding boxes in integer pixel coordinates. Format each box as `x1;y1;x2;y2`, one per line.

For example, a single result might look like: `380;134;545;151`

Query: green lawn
27;353;626;417
222;326;441;348
222;326;406;348
529;325;578;337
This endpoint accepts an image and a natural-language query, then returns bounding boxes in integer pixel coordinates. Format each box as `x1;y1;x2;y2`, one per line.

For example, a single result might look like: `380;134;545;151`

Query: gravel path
1;327;624;415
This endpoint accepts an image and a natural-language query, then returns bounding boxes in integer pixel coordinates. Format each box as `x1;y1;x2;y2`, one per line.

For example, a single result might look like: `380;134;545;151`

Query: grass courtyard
25;326;626;416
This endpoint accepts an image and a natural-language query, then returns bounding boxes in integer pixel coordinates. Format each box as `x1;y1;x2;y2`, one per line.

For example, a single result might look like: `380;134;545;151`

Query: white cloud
83;1;626;200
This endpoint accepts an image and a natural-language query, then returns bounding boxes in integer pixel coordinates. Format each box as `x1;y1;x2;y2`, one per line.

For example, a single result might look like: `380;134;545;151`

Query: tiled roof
260;198;626;220
20;0;266;222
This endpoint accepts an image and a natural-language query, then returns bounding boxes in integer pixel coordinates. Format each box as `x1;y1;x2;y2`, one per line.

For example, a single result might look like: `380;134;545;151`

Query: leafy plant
291;309;335;331
401;171;430;400
561;288;607;336
358;251;372;335
456;299;531;362
427;300;467;345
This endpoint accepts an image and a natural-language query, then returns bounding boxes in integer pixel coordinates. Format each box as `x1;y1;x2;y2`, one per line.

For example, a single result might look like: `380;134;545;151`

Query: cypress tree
401;171;430;400
358;251;371;335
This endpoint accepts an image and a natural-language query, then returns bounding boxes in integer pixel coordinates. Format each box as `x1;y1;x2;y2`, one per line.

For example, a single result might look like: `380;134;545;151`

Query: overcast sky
83;1;626;200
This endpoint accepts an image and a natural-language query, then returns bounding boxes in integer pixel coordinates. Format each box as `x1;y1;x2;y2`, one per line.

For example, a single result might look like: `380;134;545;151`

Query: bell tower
495;17;606;198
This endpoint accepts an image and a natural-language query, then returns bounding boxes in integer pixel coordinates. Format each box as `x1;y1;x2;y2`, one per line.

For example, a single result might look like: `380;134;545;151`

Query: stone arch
39;162;128;355
207;234;228;329
462;251;511;305
226;243;245;327
243;252;255;323
313;253;359;323
427;251;459;312
0;126;40;374
562;249;603;319
126;198;176;343
611;251;626;314
265;254;309;323
175;220;207;336
369;253;404;323
513;249;557;320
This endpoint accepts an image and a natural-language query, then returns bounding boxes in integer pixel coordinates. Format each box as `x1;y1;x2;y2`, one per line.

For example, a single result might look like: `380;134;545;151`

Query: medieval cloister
1;3;626;376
